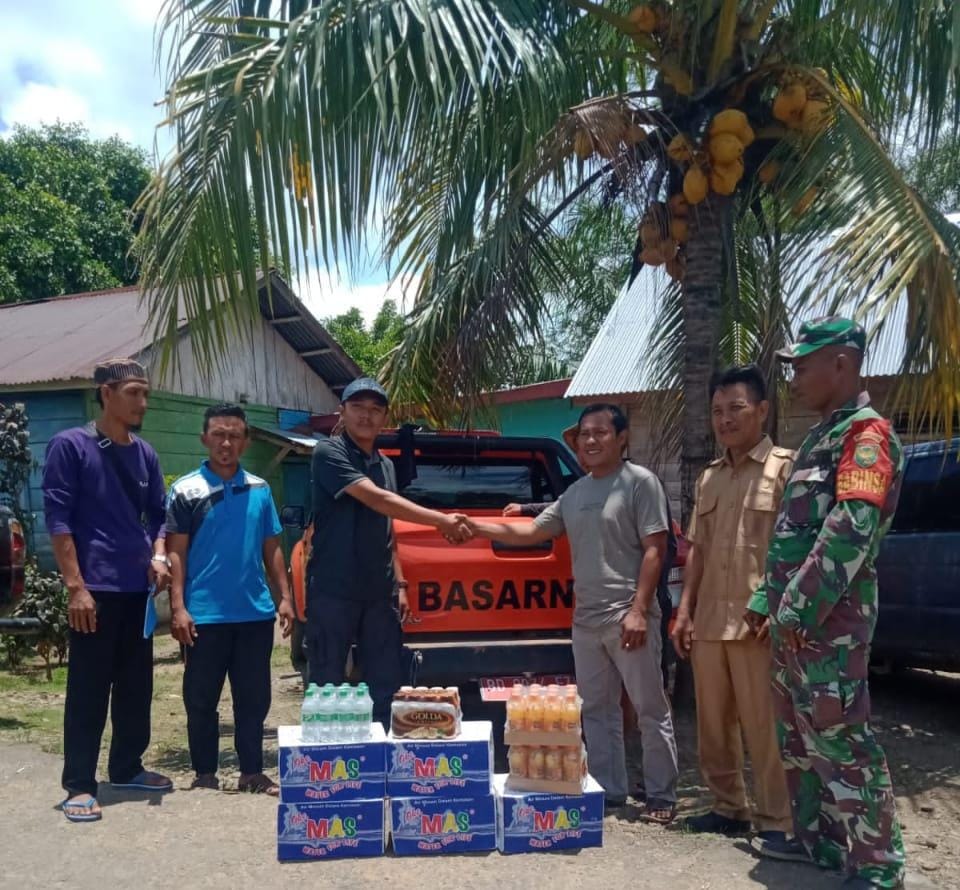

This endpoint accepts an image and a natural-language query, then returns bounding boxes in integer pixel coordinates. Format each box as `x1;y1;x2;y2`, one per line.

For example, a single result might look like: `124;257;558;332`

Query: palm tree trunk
678;196;731;527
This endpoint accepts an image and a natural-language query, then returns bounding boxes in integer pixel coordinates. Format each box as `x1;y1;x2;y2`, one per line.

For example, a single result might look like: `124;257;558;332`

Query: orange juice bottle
563;690;581;733
562;746;582;782
544;747;563;781
508;745;528;778
544;694;563;732
506;685;526;732
528;746;546;779
527;689;545;731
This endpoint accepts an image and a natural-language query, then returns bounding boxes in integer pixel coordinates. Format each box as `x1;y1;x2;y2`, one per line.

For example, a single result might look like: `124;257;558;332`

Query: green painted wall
83;390;287;504
494;397;582;444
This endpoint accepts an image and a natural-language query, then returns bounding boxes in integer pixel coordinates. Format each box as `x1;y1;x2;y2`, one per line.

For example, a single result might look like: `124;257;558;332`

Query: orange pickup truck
283;430;684;692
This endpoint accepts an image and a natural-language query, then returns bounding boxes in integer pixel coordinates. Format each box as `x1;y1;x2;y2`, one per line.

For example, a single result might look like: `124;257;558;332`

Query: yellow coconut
773;84;807;127
710;159;744;196
627;4;658;33
640;246;667;266
667;134;694;165
709;133;744;165
668;193;690;218
669;218;689;242
683;166;709;204
709;109;754;146
800;99;832;135
573;130;593;160
792;185;819;217
758;160;781;185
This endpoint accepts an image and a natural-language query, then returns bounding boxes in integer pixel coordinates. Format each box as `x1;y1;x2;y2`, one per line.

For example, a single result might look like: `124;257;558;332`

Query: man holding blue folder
43;358;172;823
166;403;295;795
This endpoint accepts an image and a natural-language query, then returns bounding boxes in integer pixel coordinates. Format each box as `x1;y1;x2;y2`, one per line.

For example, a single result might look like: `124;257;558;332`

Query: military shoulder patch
836;418;893;507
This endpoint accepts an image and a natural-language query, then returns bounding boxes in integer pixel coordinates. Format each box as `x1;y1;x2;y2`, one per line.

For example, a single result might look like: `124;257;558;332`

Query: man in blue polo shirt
166;404;295;795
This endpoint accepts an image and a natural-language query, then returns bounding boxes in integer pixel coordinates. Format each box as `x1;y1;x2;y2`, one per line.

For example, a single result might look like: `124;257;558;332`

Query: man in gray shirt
467;404;679;820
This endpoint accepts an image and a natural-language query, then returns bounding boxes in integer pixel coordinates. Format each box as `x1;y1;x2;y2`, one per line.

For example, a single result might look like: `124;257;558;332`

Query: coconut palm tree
138;0;960;522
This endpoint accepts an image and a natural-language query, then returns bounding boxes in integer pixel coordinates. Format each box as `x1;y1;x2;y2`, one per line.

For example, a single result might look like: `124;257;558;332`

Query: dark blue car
874;438;960;671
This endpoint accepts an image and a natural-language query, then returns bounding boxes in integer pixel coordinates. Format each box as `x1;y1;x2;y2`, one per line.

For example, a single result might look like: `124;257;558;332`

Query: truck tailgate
395;513;574;635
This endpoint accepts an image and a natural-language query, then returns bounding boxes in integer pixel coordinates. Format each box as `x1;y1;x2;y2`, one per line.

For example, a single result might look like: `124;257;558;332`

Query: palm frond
769;78;960;438
139;0;595;372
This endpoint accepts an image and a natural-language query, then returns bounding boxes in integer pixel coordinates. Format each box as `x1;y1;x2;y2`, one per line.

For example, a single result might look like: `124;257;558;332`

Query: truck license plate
478;674;574;702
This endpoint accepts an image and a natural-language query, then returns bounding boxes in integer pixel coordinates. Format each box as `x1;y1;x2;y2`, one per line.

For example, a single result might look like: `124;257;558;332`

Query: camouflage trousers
771;643;905;887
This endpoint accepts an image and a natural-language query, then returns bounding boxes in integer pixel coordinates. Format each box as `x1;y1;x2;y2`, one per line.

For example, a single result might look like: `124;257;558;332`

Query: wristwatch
395;580;409;594
151;555;171;568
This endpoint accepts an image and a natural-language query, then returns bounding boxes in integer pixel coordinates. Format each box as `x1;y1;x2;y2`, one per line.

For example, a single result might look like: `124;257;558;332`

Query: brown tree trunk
678;196;730;528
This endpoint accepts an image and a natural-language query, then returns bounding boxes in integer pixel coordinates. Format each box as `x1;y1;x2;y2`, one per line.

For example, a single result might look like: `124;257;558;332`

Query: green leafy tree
324;300;405;377
0;123;152;302
138;1;960;521
902;134;960;215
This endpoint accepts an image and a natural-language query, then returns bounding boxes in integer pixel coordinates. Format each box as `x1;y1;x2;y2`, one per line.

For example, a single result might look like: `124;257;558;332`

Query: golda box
277;723;387;803
390;794;498;855
387;720;493;797
494;773;604;854
277;800;386;861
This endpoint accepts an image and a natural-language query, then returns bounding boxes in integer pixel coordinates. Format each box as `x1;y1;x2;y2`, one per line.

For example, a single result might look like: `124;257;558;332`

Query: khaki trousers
691;638;791;832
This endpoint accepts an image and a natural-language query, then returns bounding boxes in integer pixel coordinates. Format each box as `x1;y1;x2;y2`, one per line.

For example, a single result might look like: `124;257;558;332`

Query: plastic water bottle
301;685;319;742
356;683;373;740
336;687;353;742
316;688;335;742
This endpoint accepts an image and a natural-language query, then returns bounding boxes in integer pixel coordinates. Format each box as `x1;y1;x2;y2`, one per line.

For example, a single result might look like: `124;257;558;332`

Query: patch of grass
271;642;293;669
0;665;67;694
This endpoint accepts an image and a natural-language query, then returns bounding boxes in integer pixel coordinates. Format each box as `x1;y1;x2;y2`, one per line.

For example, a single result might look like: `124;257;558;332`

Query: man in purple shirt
43;359;172;822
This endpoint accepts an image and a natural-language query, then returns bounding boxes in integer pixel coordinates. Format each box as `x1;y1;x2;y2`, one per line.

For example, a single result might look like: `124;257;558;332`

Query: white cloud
0;1;165;153
300;268;420;325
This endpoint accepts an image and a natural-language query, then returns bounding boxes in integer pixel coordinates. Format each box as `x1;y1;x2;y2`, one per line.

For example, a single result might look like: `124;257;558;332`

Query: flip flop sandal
111;770;173;792
60;797;102;823
638;800;677;825
238;775;279;796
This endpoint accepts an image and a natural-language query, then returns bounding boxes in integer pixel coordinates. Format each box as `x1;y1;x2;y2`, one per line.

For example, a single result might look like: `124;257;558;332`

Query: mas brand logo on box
390;795;498;855
386;722;493;797
277;802;385;861
509;802;583;838
277;725;387;803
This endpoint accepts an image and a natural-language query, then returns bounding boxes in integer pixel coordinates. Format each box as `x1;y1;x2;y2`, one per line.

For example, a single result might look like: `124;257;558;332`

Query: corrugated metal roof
0;272;360;389
567;213;960;398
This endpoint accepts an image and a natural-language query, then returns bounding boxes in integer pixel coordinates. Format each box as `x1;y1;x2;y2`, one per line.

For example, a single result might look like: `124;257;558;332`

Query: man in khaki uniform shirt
672;365;794;841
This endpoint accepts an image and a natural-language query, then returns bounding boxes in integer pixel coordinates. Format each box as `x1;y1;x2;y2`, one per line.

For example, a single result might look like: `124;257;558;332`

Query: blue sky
0;0;406;322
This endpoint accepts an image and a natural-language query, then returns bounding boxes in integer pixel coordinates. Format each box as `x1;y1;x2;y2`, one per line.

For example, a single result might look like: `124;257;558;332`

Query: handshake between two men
437;504;541;546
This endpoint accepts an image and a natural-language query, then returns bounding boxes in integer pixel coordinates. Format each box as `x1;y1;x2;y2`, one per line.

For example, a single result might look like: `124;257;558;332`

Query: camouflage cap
775;315;866;362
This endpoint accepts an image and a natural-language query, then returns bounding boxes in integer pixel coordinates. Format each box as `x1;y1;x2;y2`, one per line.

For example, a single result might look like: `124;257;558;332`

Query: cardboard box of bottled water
386;720;493;797
277;723;387;804
389;794;498;855
277;799;386;861
494;773;604;854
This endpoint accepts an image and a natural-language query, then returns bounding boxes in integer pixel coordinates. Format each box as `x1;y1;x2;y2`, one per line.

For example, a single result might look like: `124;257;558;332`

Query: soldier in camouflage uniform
745;317;906;889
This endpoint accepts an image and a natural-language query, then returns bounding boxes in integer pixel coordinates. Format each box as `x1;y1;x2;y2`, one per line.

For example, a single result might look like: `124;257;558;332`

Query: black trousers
62;595;153;798
182;619;274;776
305;597;407;727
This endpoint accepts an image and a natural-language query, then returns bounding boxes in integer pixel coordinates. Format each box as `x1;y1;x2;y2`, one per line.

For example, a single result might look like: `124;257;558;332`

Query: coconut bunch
667;109;756;204
772;72;834;136
638;195;689;280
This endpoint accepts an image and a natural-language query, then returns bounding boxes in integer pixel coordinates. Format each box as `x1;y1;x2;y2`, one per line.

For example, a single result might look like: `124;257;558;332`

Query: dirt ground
0;635;956;889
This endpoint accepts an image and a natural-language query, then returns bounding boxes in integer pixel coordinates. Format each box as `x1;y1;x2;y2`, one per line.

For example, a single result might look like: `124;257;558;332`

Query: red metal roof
0;286;163;386
487;378;573;405
0;273;361;389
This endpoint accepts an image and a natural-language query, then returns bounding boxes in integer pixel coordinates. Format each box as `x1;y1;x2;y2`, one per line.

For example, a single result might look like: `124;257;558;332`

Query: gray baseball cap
341;377;389;405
